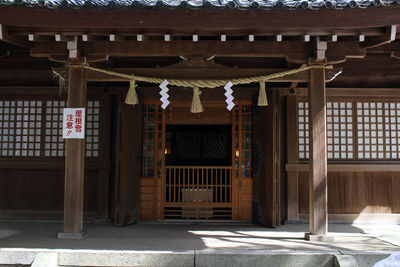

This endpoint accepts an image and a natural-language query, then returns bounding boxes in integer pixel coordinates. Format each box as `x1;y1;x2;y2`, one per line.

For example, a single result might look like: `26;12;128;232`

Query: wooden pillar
286;95;299;221
58;62;87;239
305;66;332;241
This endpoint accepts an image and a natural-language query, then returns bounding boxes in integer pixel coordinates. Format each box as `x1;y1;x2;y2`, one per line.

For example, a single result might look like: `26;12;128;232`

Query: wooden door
232;103;253;221
114;96;142;226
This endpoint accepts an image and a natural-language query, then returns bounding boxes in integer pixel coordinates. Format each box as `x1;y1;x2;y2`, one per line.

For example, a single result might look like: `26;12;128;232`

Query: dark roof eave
1;0;400;10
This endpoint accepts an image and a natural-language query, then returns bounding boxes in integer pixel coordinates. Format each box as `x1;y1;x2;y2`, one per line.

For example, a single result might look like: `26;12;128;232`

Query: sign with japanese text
63;108;85;139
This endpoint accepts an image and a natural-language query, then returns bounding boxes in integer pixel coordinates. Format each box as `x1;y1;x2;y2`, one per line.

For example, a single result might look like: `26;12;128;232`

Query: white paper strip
224;82;235;111
63;108;85;139
159;80;170;109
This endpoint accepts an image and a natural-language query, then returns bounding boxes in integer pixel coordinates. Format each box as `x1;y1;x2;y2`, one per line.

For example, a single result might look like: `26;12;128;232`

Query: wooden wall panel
239;179;253;221
298;171;398;214
298;172;308;214
140;178;154;220
393;173;400;213
367;173;392;213
0;169;98;215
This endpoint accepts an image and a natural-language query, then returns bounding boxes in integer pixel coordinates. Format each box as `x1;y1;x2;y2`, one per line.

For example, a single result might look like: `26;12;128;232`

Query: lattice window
327;102;353;159
234;109;239;178
0;99;100;159
297;101;309;159
86;101;100;157
45;100;65;157
0;100;42;157
298;101;353;160
44;100;100;158
141;104;163;178
233;104;252;178
297;100;400;161
357;102;400;160
241;105;252;178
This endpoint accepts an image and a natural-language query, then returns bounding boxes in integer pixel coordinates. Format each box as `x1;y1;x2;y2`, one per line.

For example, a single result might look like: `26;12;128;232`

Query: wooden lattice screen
297;100;400;161
0;99;100;159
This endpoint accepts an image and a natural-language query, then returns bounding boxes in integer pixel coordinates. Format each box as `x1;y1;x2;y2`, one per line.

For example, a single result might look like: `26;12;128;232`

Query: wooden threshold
286;163;400;172
0;210;98;220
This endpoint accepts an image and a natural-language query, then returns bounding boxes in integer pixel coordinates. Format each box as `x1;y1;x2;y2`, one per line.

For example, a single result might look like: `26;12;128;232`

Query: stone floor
0;220;399;266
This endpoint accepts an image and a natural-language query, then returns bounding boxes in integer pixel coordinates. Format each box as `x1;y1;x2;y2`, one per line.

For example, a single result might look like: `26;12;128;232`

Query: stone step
0;249;395;267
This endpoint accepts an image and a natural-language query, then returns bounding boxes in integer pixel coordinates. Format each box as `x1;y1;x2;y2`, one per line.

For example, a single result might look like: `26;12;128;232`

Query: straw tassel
190;87;204;113
125;80;138;106
257;81;268;106
52;71;67;97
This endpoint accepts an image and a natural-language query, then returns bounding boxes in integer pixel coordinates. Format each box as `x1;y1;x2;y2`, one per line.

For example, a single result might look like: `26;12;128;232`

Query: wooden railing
165;166;232;205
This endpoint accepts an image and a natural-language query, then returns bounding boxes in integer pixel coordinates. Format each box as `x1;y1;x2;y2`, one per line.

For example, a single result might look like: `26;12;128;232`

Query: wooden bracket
364;25;397;49
0;24;29;47
313;37;327;63
390;51;400;60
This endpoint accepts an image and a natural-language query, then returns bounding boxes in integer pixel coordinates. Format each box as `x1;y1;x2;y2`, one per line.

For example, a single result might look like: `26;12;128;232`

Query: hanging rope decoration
66;65;331;112
191;87;204;113
124;80;138;105
258;82;268;106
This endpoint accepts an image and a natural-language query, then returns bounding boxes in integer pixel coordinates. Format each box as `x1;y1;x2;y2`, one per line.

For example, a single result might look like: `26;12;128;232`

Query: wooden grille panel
141;104;163;178
327;102;353;160
357;102;400;160
233;104;252;178
297;101;309;159
0;100;42;157
297;100;400;161
85;101;100;157
164;166;232;219
0;99;100;159
45;100;65;157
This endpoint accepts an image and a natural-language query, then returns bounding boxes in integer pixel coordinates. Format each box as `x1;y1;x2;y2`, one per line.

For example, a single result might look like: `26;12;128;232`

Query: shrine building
0;0;400;240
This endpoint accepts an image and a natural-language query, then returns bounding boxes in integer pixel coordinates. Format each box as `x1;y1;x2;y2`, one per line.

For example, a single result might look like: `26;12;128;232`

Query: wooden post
286;95;299;221
305;66;333;241
58;61;87;239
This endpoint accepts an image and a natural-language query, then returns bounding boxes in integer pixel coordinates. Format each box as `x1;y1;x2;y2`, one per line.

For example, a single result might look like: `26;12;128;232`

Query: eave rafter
1;6;400;30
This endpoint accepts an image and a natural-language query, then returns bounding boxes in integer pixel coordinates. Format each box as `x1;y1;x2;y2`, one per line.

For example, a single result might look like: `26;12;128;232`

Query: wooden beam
307;66;329;239
287;41;365;64
368;41;400;53
59;59;87;239
0;24;29;47
30;40;365;59
281;87;400;97
1;6;400;30
31;40;313;58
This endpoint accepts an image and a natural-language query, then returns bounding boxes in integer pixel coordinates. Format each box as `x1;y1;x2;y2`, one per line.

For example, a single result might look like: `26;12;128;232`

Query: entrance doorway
139;102;253;222
164;125;233;219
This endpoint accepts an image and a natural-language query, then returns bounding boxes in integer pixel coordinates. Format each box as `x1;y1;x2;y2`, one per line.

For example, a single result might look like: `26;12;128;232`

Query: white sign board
63;108;85;139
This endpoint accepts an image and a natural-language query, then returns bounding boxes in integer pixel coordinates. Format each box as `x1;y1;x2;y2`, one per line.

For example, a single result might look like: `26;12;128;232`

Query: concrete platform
0;221;399;266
